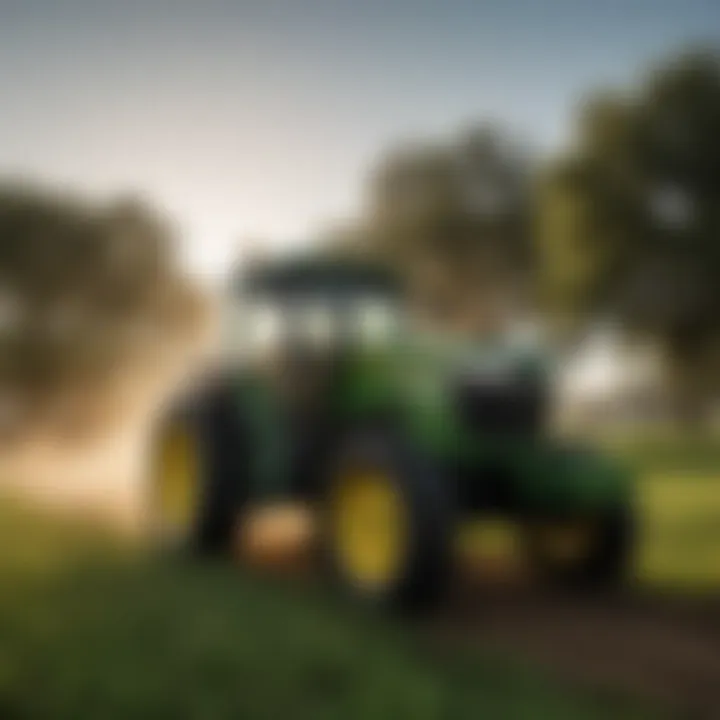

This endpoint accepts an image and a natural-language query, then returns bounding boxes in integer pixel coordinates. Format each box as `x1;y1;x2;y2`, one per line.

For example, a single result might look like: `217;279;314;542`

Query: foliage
363;125;535;332
537;50;720;417
0;183;207;441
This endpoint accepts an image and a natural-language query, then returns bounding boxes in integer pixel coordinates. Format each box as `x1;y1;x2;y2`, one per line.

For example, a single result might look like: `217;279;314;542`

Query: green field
0;498;659;720
616;436;720;590
635;472;720;589
3;437;719;719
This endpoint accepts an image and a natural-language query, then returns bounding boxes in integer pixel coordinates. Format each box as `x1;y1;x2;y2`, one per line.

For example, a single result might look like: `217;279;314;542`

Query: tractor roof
237;254;401;302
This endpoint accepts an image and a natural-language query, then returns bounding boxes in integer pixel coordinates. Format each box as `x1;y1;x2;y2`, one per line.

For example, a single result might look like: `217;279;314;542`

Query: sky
0;0;718;280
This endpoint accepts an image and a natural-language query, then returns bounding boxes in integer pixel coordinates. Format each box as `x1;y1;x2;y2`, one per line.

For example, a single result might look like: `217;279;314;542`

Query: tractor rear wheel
321;431;454;613
150;378;251;555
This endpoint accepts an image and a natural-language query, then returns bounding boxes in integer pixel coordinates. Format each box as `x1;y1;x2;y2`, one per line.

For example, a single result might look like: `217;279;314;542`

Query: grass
636;472;720;589
606;433;720;474
0;498;658;720
612;432;720;589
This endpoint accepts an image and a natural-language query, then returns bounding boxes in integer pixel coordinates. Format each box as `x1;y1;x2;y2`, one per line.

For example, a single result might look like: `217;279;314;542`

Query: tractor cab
218;255;410;504
225;255;404;417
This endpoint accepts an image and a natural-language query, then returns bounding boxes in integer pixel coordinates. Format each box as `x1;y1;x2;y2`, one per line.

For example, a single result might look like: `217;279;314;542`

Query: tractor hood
513;442;635;515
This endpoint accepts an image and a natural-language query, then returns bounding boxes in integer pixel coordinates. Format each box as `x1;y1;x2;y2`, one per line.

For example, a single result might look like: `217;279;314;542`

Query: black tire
523;505;635;589
320;430;454;614
150;376;251;556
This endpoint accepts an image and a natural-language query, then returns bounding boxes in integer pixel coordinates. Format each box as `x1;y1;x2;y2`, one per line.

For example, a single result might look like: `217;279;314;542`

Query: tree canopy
363;125;535;333
537;50;720;418
540;51;720;333
0;184;207;442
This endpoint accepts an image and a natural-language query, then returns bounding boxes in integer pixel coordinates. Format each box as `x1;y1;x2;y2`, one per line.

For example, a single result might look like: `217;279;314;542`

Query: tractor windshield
228;292;403;361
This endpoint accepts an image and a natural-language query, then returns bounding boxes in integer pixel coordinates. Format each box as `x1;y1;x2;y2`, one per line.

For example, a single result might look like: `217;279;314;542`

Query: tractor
149;253;635;612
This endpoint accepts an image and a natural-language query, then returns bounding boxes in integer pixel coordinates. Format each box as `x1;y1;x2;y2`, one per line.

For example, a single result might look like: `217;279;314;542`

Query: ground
2;439;720;719
0;499;656;720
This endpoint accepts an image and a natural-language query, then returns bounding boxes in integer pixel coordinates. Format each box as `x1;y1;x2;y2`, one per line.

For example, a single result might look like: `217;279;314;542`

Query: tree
364;125;535;334
0;183;208;442
538;50;720;423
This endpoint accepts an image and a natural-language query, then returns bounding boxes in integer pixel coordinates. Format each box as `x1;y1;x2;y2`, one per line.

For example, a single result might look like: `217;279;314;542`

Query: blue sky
0;0;718;278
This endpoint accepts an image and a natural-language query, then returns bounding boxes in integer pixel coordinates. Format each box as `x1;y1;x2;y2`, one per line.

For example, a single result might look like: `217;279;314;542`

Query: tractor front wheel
321;431;454;613
522;507;634;589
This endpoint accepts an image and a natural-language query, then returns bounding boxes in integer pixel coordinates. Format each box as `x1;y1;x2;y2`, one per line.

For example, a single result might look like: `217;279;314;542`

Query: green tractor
150;253;635;612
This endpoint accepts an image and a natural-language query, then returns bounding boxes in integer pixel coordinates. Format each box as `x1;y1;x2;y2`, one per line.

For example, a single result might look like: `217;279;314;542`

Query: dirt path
438;573;720;719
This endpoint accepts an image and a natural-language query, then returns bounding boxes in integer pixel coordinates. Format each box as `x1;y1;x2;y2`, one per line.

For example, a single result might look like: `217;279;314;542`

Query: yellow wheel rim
333;470;407;590
532;521;597;565
155;425;199;538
